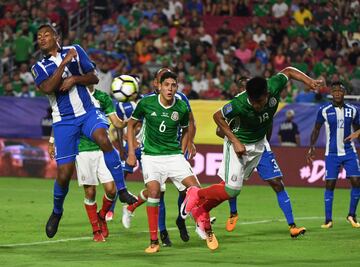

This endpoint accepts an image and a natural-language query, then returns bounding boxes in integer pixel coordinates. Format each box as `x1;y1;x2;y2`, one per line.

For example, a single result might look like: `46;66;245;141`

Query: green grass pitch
1;177;360;267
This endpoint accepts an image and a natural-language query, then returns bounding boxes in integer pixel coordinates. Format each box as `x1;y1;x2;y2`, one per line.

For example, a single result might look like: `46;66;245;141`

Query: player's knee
94;135;112;151
147;189;160;199
225;187;241;197
269;181;284;193
84;187;96;200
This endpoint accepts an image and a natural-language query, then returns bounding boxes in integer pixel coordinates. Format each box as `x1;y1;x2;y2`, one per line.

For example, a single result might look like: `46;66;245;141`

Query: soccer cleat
93;230;106;242
180;186;200;219
105;211;114;222
346;215;360;228
118;189;138;205
321;221;333;229
45;211;62;238
122;205;134;229
206;230;219;251
195;224;207;240
176;217;189;242
145;240;160;254
160;230;172;247
98;212;109;238
226;213;238;232
289;224;306;238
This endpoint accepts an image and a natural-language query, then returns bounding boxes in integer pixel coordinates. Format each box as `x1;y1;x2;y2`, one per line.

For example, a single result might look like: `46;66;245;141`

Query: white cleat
122;205;133;229
195;224;207;240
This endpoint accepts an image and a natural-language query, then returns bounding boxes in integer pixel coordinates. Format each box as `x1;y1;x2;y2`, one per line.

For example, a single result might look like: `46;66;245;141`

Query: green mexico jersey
78;89;115;152
132;94;189;156
221;73;288;144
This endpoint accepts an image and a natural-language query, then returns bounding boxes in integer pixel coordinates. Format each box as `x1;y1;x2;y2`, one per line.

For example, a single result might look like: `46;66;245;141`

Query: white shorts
218;137;266;191
160;179;187;192
75;151;113;186
142;154;195;190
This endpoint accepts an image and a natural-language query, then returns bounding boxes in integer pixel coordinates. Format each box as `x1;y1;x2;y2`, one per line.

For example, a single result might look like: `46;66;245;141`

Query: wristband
49;136;55;144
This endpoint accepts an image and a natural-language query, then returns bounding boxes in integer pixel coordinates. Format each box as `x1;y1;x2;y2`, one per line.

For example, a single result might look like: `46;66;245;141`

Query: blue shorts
121;142;142;173
256;149;283;180
325;153;360;180
53;108;109;165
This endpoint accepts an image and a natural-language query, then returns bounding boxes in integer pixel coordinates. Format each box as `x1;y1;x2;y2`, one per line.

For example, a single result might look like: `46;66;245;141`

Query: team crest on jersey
31;66;38;79
224;103;233;115
171;111;179;121
268;97;277;107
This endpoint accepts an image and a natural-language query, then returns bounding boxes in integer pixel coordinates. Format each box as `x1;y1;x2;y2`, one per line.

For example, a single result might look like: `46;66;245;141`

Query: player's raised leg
89;119;137;205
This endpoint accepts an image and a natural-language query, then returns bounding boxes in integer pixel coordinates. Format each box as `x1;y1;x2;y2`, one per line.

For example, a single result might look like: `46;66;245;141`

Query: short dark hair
331;81;346;91
246;76;268;100
160;71;177;84
37;23;58;36
154;67;171;80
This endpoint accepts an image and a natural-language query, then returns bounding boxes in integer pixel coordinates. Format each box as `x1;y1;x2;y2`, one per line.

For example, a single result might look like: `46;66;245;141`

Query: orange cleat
145;240;160;254
289;224;306;238
206;230;219;251
226;214;238;232
347;215;360;228
321;221;333;229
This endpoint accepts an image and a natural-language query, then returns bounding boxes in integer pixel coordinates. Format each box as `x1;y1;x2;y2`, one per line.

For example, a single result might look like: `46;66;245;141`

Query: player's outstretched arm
280;67;324;91
344;129;360;142
126;118;140;167
214;110;246;157
307;123;322;163
108;113;126;129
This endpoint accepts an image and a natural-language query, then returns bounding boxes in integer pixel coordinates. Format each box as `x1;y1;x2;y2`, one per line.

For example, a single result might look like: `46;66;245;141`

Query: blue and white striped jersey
316;103;360;156
116;101;137;121
31;45;98;123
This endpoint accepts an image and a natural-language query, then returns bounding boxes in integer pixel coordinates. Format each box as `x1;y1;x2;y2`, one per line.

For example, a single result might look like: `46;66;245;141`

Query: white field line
0;216;341;248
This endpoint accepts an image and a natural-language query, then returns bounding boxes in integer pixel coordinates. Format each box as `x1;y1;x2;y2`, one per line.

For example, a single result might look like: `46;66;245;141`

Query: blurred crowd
0;0;359;102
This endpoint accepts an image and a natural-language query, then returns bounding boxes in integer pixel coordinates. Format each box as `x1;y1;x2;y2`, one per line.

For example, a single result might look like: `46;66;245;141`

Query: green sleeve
131;98;145;120
93;89;115;116
267;73;288;97
180;107;189;128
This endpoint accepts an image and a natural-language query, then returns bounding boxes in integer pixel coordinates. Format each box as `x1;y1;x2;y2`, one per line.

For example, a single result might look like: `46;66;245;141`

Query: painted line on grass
0;237;91;248
0;216;341;248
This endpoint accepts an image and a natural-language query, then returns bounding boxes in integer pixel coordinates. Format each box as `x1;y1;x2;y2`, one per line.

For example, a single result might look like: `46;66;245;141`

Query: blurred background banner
0;96;49;138
0;138;353;189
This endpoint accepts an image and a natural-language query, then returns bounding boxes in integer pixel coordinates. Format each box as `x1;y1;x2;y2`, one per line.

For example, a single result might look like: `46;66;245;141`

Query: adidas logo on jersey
151;112;157;116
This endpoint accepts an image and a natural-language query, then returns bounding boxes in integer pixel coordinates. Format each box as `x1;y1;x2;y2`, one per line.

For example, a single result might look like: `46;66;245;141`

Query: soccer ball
111;75;139;102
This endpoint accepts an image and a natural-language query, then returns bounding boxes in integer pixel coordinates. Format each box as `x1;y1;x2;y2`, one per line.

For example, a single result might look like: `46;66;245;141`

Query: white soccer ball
111;75;139;102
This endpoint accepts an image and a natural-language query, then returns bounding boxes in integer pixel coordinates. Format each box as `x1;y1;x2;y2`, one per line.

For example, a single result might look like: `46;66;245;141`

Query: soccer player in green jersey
181;67;323;246
126;71;217;253
48;87;126;242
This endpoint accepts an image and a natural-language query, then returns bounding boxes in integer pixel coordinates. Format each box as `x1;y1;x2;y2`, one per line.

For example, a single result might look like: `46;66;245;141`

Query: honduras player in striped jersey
308;81;360;229
31;24;136;238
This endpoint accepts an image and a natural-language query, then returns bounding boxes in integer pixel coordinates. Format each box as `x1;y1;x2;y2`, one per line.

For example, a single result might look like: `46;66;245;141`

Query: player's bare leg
46;162;74;238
